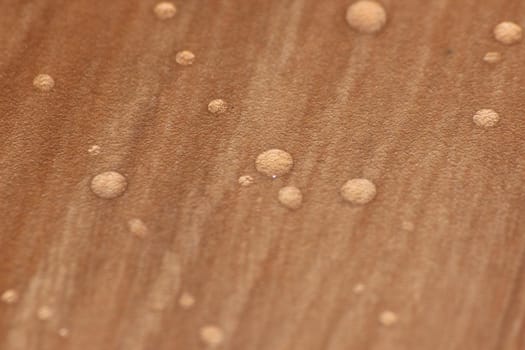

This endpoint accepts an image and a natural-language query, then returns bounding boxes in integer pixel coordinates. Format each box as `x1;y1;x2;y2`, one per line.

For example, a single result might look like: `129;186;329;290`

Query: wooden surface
1;0;525;349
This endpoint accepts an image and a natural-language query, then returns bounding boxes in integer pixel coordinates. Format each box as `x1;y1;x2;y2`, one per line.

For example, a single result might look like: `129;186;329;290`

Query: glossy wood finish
0;0;524;349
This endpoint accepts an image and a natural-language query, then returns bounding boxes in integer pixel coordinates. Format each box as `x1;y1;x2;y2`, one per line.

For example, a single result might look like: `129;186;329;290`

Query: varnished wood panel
0;0;524;349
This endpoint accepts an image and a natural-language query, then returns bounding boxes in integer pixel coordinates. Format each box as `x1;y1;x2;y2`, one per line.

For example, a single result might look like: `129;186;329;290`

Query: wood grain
0;0;524;349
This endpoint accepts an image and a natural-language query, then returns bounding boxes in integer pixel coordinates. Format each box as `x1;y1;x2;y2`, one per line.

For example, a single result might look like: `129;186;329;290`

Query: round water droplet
473;109;499;128
340;178;376;204
33;74;55;91
208;99;228;114
154;2;177;20
278;186;303;210
179;292;195;309
494;21;522;45
37;306;53;320
176;50;195;66
346;1;387;34
200;325;224;346
1;289;18;304
128;218;148;238
379;310;398;326
90;171;128;199
255;149;293;178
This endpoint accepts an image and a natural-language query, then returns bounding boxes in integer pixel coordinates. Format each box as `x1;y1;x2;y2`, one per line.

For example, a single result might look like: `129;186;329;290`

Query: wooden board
0;0;524;349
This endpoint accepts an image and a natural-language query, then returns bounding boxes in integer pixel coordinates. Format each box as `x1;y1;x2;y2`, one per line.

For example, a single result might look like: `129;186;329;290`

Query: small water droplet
33;74;55;91
88;145;101;155
90;171;128;199
379;310;398;326
179;292;195;309
200;325;224;346
58;328;69;337
37;306;53;321
340;178;376;204
208;99;228;114
238;175;254;187
494;21;522;45
473;109;499;128
176;50;195;66
353;283;365;294
483;52;502;64
128;218;148;238
255;149;294;178
278;186;303;210
1;289;19;304
346;1;387;34
154;2;177;20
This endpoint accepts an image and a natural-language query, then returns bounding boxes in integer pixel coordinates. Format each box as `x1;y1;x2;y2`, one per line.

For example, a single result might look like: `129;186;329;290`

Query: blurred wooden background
0;0;524;349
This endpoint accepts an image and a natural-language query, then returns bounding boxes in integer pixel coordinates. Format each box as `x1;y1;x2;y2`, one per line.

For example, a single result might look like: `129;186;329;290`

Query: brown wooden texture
0;0;524;349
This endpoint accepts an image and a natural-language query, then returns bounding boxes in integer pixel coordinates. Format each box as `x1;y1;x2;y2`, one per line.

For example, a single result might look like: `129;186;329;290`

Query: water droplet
353;283;365;294
340;178;376;204
37;306;53;321
154;2;177;20
1;289;19;304
88;145;101;155
200;325;224;346
58;328;69;337
33;74;55;91
176;50;195;66
483;52;502;64
90;171;128;199
255;149;294;178
208;99;228;114
473;109;499;128
278;186;303;210
179;292;195;309
346;1;387;34
238;175;254;187
128;218;148;238
379;310;398;326
494;21;522;45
